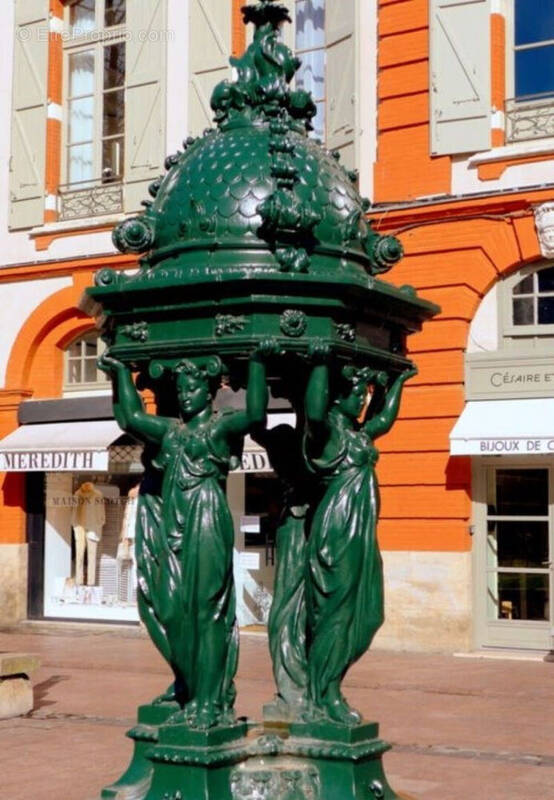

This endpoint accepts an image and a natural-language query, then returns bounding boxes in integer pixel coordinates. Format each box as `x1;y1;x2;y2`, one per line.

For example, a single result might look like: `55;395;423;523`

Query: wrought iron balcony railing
505;94;554;144
58;178;124;222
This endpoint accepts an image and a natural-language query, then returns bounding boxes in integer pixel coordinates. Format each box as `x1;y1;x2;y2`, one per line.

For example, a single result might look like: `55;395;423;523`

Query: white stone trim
49;15;64;35
491;109;505;130
47;102;63;122
468;137;554;165
166;0;189;155
45;194;59;212
30;212;126;237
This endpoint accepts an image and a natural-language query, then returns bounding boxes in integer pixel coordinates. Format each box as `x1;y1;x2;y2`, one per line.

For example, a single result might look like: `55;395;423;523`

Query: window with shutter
296;0;326;141
430;0;491;156
187;1;359;169
188;0;232;137
280;0;296;52
124;0;167;212
325;0;357;169
59;0;166;220
505;0;554;144
295;1;358;169
9;0;49;230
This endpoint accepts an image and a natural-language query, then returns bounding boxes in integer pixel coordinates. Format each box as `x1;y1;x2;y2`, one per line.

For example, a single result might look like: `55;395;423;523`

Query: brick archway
5;275;96;396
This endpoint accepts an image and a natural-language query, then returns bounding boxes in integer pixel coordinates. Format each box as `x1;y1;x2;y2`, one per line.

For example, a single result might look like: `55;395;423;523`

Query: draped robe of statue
136;415;240;723
305;416;384;713
101;351;271;729
303;365;416;723
253;422;312;716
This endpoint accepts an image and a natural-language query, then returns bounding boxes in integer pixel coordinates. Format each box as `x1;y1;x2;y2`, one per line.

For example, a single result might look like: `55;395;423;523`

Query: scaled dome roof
112;0;402;280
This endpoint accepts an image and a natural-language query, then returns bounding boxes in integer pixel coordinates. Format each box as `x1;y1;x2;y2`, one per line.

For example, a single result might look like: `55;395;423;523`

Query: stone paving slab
0;652;40;676
0;628;553;799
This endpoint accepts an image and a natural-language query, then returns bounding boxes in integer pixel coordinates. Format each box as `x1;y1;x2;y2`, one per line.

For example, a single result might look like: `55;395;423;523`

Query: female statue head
174;358;223;421
334;365;379;421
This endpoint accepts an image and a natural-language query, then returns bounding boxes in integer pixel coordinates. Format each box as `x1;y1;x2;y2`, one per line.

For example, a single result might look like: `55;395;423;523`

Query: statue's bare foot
152;682;179;705
167;701;222;730
300;700;325;723
193;703;218;730
325;697;361;726
321;684;361;726
218;706;236;726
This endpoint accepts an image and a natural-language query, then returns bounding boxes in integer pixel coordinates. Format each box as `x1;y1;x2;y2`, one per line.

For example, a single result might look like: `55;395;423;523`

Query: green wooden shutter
9;0;48;230
430;0;491;156
325;0;357;170
188;0;231;136
124;0;167;212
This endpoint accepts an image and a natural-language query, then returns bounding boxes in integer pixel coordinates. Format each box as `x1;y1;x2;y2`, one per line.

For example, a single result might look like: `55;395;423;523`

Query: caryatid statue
100;345;276;730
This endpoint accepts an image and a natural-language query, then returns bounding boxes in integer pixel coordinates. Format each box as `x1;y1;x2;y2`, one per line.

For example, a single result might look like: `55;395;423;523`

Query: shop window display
235;474;281;625
486;467;551;624
44;471;141;621
72;481;105;586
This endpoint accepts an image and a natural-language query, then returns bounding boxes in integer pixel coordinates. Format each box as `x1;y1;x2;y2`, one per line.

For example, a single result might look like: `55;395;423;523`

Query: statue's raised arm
211;338;279;450
98;353;170;445
363;367;417;440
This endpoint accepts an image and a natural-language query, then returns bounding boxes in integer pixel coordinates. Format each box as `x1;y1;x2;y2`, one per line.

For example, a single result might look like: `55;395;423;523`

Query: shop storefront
452;415;554;651
0;408;144;622
451;262;554;652
0;394;288;626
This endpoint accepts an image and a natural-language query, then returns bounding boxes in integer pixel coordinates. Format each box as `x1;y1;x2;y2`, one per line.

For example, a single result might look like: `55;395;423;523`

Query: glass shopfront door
475;464;554;650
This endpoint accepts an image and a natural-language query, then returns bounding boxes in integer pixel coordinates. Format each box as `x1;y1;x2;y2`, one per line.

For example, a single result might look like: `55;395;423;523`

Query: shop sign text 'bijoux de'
462;438;554;454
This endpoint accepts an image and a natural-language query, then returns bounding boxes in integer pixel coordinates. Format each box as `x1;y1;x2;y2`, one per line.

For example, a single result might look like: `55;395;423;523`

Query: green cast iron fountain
84;2;439;798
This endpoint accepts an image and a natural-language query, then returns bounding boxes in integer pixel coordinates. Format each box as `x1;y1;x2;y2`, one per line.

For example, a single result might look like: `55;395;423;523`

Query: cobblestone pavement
1;625;553;799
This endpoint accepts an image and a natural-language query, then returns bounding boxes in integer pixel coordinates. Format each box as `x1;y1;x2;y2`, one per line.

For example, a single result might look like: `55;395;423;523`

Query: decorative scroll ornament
122;321;149;342
231;765;320;800
334;322;356;343
364;232;404;275
112;217;155;254
505;96;554;144
280;309;307;337
59;182;123;222
211;0;316;130
369;781;385;799
215;314;247;337
275;247;311;273
338;209;363;249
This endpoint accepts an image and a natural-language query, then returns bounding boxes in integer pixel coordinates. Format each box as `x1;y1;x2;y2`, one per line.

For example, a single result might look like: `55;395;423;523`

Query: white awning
450;399;554;455
0;420;124;472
